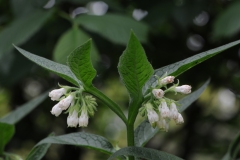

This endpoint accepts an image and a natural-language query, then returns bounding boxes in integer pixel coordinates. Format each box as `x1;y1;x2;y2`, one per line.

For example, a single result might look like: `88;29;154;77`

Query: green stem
127;123;134;160
86;87;128;125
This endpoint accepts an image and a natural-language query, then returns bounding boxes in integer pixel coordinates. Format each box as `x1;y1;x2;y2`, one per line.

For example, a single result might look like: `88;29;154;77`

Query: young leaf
222;132;240;160
0;92;47;124
107;147;183;160
142;39;240;95
74;14;149;44
35;132;115;155
135;79;209;147
67;40;96;88
118;32;154;123
53;25;99;66
13;45;80;86
0;123;15;155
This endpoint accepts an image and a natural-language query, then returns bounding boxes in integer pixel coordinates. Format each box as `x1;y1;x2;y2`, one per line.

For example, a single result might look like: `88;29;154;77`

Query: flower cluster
49;85;97;127
139;75;191;132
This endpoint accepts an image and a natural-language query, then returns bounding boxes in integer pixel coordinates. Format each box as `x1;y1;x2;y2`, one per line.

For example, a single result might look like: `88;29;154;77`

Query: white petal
79;111;89;127
49;88;66;101
59;94;74;110
50;103;62;116
152;89;164;99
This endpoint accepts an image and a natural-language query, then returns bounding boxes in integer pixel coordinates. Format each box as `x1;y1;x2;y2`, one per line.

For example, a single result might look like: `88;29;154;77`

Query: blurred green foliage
0;0;240;159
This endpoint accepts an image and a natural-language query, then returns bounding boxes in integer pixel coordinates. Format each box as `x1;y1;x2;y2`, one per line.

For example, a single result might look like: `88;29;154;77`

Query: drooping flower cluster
49;85;97;127
139;75;191;132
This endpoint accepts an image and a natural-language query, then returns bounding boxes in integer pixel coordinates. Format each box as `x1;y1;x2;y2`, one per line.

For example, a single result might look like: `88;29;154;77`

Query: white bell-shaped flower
59;94;74;110
158;101;170;118
152;89;164;99
50;103;62;116
170;102;178;120
174;85;191;94
147;108;159;124
160;76;175;85
79;111;89;127
67;110;79;127
157;117;169;132
49;88;66;101
175;113;184;124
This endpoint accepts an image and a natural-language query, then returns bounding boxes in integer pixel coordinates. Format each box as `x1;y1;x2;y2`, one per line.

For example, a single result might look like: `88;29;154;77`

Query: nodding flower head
158;101;170;118
174;85;191;94
79;111;89;127
50;103;62;116
170;102;178;120
157;117;169;132
175;113;184;124
146;107;159;124
59;94;74;110
152;89;164;99
159;76;175;86
49;88;66;101
67;110;79;127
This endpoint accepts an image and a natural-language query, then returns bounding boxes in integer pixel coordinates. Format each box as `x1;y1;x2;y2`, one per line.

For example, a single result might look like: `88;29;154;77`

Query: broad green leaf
135;79;209;147
3;152;23;160
0;123;15;154
74;14;149;44
36;132;115;155
13;45;80;86
0;92;47;124
118;32;154;123
107;147;183;160
142;39;240;95
67;40;96;87
213;1;240;38
0;9;52;57
53;26;99;66
222;132;240;160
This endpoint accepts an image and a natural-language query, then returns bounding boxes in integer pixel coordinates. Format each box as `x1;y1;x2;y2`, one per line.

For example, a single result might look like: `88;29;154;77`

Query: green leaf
0;9;52;57
53;26;99;66
0;123;15;155
107;147;183;160
3;152;23;160
213;1;240;38
222;132;240;160
143;39;240;95
118;32;154;123
13;45;80;86
135;79;209;147
74;14;149;44
67;40;96;87
0;92;47;124
36;132;115;155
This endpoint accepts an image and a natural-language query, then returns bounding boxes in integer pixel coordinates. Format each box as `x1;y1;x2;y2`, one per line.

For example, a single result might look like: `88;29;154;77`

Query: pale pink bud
59;94;74;110
67;110;79;127
158;101;170;118
50;103;62;116
49;88;66;101
170;102;178;120
175;113;184;124
174;85;191;94
79;111;89;127
147;108;159;124
152;89;164;99
160;76;175;85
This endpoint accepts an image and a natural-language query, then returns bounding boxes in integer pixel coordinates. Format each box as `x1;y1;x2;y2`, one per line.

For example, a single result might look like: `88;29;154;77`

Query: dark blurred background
0;0;240;159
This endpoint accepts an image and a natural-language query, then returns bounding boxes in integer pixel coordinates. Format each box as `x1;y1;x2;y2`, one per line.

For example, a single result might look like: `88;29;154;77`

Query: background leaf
107;147;183;160
142;39;240;95
3;152;23;160
67;40;96;87
118;32;154;123
222;132;240;160
135;79;209;147
0;92;47;124
36;132;115;155
0;123;15;155
53;25;99;66
74;14;149;45
14;45;80;86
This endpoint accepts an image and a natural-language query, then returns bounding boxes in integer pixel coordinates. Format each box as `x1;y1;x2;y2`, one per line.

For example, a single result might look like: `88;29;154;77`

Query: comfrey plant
3;31;239;160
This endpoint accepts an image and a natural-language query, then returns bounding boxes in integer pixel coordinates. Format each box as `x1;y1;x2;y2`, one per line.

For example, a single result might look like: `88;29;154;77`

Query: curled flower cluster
139;75;191;132
49;85;97;127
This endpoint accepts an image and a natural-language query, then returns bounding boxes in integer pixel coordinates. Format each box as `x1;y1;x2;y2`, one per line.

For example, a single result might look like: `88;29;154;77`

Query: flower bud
59;94;74;110
79;111;89;127
147;108;159;124
158;101;170;118
174;85;191;94
152;89;164;99
49;88;66;101
50;103;62;116
170;102;178;120
175;113;184;124
67;110;79;127
160;76;175;85
157;118;169;132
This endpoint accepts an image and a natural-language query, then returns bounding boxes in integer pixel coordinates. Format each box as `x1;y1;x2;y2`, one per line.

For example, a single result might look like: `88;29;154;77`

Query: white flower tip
175;113;184;124
157;118;169;132
147;109;159;124
79;111;89;127
160;76;175;85
159;102;170;118
152;89;164;99
49;88;67;101
67;110;79;127
59;94;74;110
175;85;191;94
50;103;62;116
